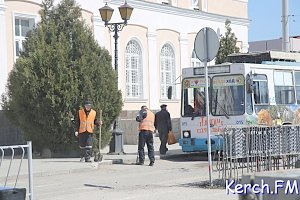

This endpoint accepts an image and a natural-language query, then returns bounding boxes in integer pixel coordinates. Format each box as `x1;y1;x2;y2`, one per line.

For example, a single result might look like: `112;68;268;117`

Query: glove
75;131;78;137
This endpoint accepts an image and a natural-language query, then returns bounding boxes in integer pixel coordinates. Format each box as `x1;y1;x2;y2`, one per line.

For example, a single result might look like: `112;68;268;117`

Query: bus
176;61;300;152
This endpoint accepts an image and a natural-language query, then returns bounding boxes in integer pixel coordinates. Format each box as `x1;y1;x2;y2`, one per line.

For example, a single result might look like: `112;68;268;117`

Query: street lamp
99;1;133;154
99;1;133;78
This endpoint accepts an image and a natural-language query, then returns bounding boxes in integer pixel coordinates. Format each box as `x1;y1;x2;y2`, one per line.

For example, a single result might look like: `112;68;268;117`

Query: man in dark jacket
154;104;172;155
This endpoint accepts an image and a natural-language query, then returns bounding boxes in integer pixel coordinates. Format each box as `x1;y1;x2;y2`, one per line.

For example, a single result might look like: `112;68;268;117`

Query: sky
248;0;300;42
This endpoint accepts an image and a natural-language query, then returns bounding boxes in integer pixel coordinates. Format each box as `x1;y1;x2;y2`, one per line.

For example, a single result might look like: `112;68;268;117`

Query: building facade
249;36;300;53
0;0;249;142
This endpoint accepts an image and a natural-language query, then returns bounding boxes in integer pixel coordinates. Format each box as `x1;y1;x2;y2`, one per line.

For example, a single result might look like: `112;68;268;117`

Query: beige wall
81;9;93;27
207;0;247;19
143;0;247;19
155;0;249;17
5;1;41;72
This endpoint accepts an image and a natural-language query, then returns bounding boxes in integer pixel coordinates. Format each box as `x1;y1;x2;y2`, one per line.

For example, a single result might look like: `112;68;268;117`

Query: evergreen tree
215;19;240;64
1;0;122;153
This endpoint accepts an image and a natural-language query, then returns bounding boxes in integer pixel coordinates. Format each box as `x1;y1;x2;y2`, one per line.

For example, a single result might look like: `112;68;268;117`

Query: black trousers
158;131;168;154
78;132;93;159
138;130;155;163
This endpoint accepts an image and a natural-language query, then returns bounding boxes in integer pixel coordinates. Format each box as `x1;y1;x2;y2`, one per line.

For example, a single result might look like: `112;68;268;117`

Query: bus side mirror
167;86;172;99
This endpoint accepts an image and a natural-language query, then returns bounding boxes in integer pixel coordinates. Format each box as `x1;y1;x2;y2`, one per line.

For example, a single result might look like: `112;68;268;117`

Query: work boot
136;161;144;165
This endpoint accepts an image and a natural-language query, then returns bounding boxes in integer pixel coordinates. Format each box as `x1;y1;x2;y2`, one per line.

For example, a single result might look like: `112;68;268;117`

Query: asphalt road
15;155;237;200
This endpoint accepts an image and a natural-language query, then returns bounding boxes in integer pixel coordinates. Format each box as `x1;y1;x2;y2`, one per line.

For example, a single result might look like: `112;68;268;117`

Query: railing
216;126;300;184
0;141;33;200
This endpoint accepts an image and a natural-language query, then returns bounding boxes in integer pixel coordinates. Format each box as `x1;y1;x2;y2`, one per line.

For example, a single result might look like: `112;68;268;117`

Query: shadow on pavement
177;179;225;189
160;152;208;162
84;184;114;189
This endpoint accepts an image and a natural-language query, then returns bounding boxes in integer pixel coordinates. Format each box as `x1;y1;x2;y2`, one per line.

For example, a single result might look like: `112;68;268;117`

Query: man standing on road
154;104;172;155
136;105;156;166
75;100;100;162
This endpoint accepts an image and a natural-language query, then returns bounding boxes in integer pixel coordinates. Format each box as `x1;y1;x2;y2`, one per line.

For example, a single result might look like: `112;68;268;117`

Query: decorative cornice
110;0;249;26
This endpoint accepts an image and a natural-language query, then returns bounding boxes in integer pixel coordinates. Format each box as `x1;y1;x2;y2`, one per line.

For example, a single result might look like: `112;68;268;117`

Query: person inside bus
184;104;194;117
194;90;206;116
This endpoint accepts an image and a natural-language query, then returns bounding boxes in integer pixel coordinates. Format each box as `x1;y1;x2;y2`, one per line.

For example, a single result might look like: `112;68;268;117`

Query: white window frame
125;40;143;99
160;43;176;99
13;13;37;61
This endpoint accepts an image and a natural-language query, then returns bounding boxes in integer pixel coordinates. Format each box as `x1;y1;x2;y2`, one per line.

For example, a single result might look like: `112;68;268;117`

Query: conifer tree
2;0;122;153
215;19;240;64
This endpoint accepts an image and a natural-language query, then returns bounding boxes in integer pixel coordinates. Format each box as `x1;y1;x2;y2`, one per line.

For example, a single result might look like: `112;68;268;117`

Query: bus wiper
215;101;230;119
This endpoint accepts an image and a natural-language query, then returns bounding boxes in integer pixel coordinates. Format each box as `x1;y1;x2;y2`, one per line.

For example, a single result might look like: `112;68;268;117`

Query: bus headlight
183;130;191;138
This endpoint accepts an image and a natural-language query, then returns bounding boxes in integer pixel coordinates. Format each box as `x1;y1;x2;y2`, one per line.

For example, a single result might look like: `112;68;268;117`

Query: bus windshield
211;74;245;116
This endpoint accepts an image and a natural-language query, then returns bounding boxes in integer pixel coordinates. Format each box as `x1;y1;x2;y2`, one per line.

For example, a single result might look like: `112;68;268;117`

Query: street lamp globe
118;2;133;24
99;3;114;25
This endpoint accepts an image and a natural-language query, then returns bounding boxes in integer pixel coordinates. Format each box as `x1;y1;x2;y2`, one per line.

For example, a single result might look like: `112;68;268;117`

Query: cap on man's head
84;100;92;106
160;104;167;109
141;105;147;110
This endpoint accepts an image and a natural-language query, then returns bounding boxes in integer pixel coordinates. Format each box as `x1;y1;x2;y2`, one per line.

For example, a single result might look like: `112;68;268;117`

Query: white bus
176;62;300;152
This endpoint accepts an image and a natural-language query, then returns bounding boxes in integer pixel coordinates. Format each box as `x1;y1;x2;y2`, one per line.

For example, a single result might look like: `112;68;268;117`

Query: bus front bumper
179;135;223;152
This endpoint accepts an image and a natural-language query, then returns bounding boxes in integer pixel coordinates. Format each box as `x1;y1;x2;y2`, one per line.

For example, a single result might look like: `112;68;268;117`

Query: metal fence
0;141;33;200
216;125;300;183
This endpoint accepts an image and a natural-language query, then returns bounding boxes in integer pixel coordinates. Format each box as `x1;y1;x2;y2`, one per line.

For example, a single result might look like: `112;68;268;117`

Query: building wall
5;1;40;73
207;0;247;18
249;37;300;52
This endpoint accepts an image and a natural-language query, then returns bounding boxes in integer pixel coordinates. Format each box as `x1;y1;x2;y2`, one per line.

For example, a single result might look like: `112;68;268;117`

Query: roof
226;51;300;64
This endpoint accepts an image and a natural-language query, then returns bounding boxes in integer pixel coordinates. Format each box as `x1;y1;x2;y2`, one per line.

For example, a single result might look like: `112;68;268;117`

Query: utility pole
282;0;289;52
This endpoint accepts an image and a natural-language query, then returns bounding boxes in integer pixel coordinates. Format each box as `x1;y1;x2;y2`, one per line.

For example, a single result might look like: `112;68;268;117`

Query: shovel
94;110;103;162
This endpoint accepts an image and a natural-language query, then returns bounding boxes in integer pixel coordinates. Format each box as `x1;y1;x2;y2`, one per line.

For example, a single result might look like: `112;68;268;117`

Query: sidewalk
0;136;185;180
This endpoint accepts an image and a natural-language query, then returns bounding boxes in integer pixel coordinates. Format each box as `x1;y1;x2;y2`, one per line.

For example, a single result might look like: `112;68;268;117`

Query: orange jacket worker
136;105;155;166
75;100;99;162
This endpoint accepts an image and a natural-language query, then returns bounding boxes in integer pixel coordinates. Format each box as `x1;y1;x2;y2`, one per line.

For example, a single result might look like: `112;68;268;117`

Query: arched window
160;43;175;99
125;40;143;98
191;50;202;67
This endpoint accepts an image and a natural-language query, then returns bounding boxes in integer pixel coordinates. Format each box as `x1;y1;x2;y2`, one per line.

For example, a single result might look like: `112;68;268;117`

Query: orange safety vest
139;110;155;132
79;109;96;134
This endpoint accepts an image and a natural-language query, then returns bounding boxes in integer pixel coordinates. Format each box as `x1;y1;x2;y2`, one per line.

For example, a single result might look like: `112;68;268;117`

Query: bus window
182;88;194;117
274;71;295;104
253;74;269;104
181;77;208;117
211;74;245;116
294;71;300;104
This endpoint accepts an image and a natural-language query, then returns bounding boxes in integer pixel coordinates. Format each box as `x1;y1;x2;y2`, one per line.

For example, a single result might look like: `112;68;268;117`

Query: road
15;155;237;200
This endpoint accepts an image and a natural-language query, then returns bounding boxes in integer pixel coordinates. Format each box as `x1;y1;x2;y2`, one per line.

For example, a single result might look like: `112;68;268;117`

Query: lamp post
99;1;133;154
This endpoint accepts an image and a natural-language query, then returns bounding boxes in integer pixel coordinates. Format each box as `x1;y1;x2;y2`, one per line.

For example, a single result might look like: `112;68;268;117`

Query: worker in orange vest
135;105;155;166
75;100;100;162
